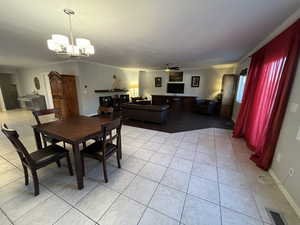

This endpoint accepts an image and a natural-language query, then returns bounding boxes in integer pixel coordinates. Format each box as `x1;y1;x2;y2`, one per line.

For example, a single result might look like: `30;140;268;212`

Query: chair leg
23;165;29;185
42;138;47;148
102;159;108;183
116;151;121;169
56;160;61;168
81;154;85;177
66;154;74;176
31;169;39;196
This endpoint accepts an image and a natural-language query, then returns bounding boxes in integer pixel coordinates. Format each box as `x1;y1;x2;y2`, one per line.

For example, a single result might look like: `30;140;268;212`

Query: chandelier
47;9;95;57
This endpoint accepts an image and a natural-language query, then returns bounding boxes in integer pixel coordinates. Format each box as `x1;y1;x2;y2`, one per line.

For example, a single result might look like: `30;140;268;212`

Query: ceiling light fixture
47;9;95;57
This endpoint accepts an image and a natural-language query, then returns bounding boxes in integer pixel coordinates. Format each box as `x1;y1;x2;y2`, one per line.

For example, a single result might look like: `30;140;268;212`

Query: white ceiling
0;0;299;69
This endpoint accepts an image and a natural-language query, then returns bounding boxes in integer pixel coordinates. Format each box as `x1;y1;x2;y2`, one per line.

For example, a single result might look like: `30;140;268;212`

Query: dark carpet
123;111;234;133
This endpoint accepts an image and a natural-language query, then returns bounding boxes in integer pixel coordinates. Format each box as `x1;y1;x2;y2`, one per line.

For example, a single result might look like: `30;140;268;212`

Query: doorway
0;84;20;110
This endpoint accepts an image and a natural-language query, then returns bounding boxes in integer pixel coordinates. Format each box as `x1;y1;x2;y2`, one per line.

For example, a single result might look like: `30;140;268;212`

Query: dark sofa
121;103;169;124
195;99;218;115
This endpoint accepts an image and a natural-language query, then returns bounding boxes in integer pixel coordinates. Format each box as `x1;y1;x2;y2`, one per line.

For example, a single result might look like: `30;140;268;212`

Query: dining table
32;115;114;190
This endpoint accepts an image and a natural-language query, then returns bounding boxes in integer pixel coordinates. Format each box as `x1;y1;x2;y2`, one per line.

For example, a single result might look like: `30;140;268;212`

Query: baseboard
83;113;98;117
269;169;300;218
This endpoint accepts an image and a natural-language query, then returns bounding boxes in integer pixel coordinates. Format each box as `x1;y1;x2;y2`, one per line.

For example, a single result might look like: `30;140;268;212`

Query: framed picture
155;77;162;87
169;72;183;82
191;76;200;87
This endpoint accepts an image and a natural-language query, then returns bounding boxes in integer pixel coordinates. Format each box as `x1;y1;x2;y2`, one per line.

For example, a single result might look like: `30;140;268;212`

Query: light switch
289;102;298;113
296;126;300;141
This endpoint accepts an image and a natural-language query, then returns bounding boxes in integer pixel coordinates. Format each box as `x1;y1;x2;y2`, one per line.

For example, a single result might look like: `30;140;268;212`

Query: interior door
1;84;20;110
221;74;238;119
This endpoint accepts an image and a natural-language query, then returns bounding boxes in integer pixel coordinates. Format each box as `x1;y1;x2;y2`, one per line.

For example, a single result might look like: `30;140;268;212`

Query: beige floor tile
14;195;71;225
220;184;260;219
2;186;53;221
121;156;146;174
75;184;119;221
103;169;135;193
99;195;145;225
149;185;185;220
0;168;23;188
221;207;263;225
188;176;219;204
149;152;173;167
123;176;158;205
139;208;179;225
0;210;12;225
169;157;193;173
161;168;190;192
181;195;221;225
54;208;96;225
192;162;218;182
139;162;167;182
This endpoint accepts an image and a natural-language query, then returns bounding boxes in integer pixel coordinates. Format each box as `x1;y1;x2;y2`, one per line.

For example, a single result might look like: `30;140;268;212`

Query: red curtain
233;19;300;170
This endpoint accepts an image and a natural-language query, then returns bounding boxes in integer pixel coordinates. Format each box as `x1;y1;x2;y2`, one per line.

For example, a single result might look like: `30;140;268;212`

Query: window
236;75;247;103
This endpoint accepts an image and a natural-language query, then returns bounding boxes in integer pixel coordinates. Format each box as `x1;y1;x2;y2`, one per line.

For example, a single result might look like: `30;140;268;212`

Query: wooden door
49;71;79;118
220;74;238;119
62;75;79;117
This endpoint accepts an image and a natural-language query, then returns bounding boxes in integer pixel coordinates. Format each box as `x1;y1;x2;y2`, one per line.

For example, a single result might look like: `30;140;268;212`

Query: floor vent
266;208;288;225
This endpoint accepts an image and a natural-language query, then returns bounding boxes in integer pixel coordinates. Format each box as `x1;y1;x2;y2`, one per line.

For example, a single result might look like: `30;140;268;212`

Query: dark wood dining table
32;115;113;190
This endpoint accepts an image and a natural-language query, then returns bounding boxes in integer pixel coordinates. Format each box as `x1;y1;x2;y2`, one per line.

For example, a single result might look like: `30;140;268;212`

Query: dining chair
81;117;122;182
1;123;73;196
32;108;66;149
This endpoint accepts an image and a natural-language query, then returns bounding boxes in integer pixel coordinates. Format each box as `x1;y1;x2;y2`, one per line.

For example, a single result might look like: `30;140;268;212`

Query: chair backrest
102;117;122;146
1;124;34;166
120;94;129;103
99;96;113;107
32;108;61;125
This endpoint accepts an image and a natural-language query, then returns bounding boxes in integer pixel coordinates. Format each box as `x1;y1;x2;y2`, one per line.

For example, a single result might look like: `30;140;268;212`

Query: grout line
178;131;201;225
1;126;269;225
215;128;224;225
136;138;179;225
0;207;14;225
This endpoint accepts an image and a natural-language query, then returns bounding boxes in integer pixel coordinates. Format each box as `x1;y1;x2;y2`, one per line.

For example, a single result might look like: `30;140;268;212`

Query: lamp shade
47;39;57;51
67;45;80;55
52;34;69;46
86;45;95;54
76;38;91;47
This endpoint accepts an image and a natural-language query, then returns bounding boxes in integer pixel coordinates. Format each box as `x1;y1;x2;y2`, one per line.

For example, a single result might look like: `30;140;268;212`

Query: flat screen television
167;83;184;94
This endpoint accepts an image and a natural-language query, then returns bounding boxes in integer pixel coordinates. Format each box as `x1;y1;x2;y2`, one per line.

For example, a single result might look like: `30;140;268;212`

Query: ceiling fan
165;64;180;71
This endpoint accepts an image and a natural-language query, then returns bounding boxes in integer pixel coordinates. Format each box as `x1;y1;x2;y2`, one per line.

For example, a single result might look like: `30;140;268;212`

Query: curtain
233;19;300;170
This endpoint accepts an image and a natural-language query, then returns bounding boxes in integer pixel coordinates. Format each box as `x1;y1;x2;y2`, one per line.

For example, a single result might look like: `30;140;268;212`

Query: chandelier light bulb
47;9;95;57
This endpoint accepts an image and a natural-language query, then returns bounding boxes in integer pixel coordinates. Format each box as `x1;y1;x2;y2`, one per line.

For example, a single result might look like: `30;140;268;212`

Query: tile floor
0;109;299;225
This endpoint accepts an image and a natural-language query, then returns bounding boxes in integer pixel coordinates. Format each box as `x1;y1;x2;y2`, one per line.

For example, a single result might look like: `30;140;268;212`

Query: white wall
139;67;235;100
17;61;79;109
271;56;300;212
16;61;139;116
76;62;139;116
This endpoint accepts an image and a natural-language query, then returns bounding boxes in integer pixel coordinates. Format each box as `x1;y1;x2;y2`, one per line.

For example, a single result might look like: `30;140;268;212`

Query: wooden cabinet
48;71;79;119
220;74;238;119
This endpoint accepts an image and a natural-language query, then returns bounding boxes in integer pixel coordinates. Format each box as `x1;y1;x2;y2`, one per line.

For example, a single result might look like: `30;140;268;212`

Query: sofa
195;99;218;115
121;103;169;124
